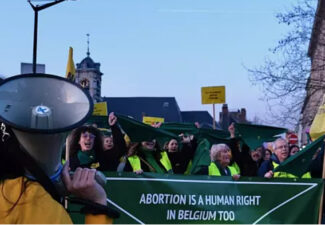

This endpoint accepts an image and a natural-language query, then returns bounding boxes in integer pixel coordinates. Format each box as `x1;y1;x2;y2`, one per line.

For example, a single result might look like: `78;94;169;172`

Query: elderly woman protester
195;143;240;180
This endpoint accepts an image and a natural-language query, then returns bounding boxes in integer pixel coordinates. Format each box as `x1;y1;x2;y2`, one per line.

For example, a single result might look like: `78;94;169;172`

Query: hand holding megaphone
61;161;107;206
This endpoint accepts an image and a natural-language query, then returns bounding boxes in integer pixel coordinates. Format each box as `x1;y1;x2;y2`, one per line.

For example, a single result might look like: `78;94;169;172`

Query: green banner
69;172;323;224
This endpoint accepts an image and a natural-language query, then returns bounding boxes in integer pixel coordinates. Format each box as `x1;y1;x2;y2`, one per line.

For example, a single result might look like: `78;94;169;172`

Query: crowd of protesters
1;68;324;223
2;73;324;224
1;108;324;224
68;112;324;180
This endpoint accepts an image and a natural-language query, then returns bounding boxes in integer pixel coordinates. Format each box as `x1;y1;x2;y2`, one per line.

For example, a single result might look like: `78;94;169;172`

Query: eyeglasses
81;133;96;139
276;145;288;150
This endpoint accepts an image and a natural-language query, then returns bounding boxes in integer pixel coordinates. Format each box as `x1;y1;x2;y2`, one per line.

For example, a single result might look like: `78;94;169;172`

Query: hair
164;138;178;151
0;123;28;215
68;125;104;158
273;138;287;150
289;144;299;154
139;140;163;161
254;146;264;152
210;143;230;161
263;148;272;158
0;123;24;179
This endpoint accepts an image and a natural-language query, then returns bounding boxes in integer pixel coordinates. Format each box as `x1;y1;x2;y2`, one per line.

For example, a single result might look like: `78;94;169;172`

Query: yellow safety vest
128;152;173;173
208;162;238;176
128;155;141;172
272;161;311;178
229;162;241;175
184;160;192;175
160;151;173;173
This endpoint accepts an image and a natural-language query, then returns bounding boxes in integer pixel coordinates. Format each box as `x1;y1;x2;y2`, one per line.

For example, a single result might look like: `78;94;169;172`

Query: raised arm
109;112;127;157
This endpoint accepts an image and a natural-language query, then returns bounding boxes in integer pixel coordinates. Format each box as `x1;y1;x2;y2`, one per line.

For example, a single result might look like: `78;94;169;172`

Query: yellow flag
65;47;76;82
310;94;325;141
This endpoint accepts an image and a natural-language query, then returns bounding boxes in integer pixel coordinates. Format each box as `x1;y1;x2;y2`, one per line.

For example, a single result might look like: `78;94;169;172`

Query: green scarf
77;150;95;165
139;148;165;174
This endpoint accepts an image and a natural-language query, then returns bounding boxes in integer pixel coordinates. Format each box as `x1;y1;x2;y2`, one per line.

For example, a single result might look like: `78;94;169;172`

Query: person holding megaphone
0;74;119;223
0;123;118;223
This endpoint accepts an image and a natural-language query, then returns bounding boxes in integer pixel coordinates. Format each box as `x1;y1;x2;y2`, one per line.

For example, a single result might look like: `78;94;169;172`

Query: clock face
80;79;90;89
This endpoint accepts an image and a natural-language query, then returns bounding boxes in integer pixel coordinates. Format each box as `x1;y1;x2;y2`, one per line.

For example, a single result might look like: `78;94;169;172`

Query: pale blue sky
0;0;308;125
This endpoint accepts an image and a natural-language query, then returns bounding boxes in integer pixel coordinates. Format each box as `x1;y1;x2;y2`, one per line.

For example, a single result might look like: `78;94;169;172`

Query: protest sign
93;102;108;116
201;86;225;104
142;116;165;125
69;173;323;224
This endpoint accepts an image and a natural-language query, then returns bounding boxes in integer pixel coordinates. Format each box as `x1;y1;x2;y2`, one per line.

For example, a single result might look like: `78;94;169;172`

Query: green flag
98;128;112;136
189;138;211;174
197;128;230;144
160;123;230;145
160;122;199;135
116;114;178;145
274;135;325;177
235;123;287;150
87;115;109;129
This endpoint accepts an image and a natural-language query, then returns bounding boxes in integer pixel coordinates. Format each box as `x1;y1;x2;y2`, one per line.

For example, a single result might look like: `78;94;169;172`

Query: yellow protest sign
143;116;165;125
93;102;108;116
201;86;225;104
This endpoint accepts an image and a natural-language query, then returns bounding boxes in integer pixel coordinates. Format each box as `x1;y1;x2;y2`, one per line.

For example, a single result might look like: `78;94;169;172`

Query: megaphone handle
67;197;120;218
69;170;107;187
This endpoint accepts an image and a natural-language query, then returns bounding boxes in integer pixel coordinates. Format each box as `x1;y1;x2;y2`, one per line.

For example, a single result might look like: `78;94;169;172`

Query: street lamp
28;0;66;73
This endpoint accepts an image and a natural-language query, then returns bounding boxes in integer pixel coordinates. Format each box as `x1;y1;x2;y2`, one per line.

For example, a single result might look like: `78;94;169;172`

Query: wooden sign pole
213;104;216;130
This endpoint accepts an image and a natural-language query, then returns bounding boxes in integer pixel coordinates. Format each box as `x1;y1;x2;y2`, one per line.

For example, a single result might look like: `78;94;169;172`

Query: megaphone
0;73;93;182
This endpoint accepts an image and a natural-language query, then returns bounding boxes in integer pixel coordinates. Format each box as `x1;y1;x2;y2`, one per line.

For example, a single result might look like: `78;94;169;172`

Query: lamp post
28;0;65;73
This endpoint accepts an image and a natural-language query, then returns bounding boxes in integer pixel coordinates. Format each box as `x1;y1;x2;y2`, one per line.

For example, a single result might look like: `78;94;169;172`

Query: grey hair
210;143;230;161
273;137;287;150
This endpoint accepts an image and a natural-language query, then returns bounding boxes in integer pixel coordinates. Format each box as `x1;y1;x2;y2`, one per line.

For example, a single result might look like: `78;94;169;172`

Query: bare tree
247;0;318;128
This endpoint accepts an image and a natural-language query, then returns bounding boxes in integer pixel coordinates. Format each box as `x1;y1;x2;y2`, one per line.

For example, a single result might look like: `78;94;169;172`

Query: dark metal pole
28;0;66;74
33;10;38;74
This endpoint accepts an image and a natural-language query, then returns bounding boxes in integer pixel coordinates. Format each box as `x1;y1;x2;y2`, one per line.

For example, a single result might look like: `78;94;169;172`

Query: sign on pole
143;116;165;125
201;86;225;129
201;86;225;104
93;102;108;116
287;133;298;145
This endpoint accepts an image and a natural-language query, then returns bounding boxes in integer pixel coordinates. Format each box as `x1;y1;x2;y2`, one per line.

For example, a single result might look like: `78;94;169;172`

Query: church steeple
86;33;90;57
75;34;103;103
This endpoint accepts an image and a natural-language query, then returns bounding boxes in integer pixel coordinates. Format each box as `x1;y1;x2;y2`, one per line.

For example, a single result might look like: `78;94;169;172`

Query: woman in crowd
195;143;240;179
289;145;299;156
68;125;103;170
98;112;127;171
164;134;197;174
123;139;173;174
228;123;263;176
263;149;272;161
